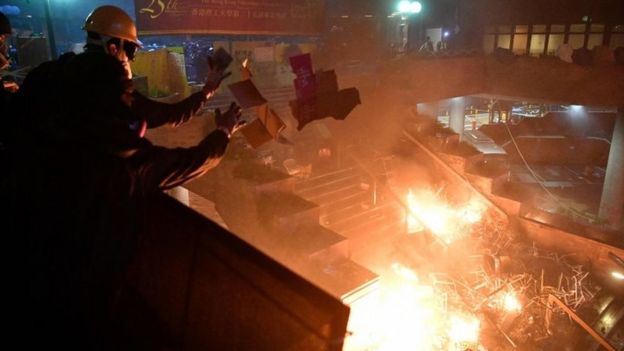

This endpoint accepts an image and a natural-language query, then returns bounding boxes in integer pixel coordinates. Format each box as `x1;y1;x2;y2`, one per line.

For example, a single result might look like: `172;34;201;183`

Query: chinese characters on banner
135;0;325;35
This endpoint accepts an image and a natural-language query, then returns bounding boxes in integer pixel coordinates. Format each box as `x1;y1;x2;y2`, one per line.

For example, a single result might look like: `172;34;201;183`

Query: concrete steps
294;162;407;266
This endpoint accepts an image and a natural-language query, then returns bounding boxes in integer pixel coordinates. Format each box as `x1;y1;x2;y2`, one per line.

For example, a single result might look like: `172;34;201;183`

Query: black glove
203;49;233;98
215;102;244;138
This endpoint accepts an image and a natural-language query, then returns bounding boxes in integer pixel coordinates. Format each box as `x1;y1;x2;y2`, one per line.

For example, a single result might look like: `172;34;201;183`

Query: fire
345;263;442;351
406;190;425;233
241;58;252;80
501;291;522;313
405;189;486;244
448;313;481;346
344;263;483;351
345;188;488;350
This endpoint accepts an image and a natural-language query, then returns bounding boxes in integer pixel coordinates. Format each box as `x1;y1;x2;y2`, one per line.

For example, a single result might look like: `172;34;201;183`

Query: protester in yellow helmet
82;5;235;133
82;5;142;79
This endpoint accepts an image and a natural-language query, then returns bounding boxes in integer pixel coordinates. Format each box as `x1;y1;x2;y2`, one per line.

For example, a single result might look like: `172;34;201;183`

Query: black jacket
83;44;210;129
3;52;229;348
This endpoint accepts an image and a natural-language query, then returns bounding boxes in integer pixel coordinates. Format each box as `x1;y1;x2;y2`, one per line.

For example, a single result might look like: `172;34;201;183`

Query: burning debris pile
343;186;602;351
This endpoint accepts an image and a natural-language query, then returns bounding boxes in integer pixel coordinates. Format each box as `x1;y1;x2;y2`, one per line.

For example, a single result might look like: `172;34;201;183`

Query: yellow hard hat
83;5;142;46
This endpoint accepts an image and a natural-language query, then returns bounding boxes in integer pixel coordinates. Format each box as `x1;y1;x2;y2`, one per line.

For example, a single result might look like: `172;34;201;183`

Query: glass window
532;25;547;33
512;34;528;54
529;34;546;56
498;25;512;34
547;34;564;54
497;34;511;49
587;34;603;49
483;35;496;54
612;25;624;33
590;24;604;32
550;24;566;33
515;25;529;33
569;24;586;33
610;34;624;49
568;34;585;49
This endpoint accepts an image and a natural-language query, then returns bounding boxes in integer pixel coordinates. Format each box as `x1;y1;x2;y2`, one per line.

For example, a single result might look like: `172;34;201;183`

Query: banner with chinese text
135;0;325;36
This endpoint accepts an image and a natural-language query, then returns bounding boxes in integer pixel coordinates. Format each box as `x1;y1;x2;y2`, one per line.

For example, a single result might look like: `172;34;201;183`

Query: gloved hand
202;55;232;99
215;102;244;138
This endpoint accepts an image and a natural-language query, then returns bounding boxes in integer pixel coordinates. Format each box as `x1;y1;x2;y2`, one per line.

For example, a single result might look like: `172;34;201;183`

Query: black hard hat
0;12;11;35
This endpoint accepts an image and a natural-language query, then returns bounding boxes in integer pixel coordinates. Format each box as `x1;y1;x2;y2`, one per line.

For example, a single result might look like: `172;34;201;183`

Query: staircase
294;161;408;270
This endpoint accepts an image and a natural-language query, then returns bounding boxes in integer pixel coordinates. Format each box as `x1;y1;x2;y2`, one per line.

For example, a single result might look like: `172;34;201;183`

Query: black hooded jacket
3;52;229;348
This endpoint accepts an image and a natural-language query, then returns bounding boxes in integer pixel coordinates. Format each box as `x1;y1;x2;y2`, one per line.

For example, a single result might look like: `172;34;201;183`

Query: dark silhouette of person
4;52;243;349
81;5;232;131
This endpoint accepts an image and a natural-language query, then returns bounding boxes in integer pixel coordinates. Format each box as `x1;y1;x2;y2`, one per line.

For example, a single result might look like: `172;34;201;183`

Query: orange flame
502;291;522;312
345;263;484;351
405;188;486;244
448;313;481;344
241;58;252;80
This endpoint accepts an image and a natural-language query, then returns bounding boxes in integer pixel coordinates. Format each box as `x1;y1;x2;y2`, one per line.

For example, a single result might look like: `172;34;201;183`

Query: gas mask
87;34;138;79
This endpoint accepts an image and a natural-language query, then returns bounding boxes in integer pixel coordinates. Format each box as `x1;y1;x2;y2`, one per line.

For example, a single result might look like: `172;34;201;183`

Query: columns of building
449;97;466;141
599;107;624;230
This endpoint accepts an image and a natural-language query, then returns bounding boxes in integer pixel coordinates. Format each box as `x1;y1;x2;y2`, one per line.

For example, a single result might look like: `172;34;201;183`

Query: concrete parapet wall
132;194;350;350
380;56;486;103
485;56;624;106
378;54;624;106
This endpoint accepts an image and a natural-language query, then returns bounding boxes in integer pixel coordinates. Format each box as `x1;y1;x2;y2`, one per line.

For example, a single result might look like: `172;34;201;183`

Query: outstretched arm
127;103;243;191
133;54;232;129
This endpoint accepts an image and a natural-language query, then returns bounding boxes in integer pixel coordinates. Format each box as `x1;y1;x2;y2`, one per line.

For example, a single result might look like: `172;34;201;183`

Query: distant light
444;31;450;37
364;14;373;18
340;15;349;18
570;105;583;111
612;271;624;280
398;1;421;14
398;1;411;13
408;2;422;14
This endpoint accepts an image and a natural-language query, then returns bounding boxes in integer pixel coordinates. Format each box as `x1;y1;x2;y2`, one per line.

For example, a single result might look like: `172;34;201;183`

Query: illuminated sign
135;0;325;36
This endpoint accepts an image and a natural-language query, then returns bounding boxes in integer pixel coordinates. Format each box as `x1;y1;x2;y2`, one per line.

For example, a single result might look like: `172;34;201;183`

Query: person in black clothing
4;52;243;349
82;5;230;131
1;11;15;149
2;5;230;167
0;11;11;70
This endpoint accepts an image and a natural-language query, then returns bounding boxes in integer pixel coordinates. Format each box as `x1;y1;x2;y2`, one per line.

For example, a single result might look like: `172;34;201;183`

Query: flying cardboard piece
290;88;361;131
209;47;233;71
289;53;314;78
241;118;273;148
227;79;267;109
241;103;288;148
290;53;317;100
288;54;361;131
257;104;286;138
317;87;361;121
